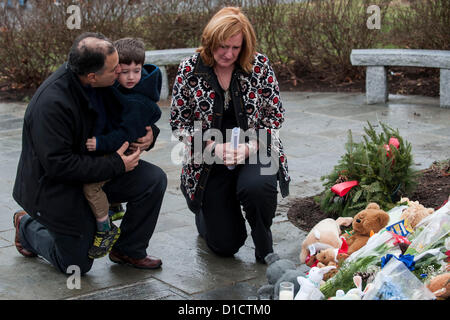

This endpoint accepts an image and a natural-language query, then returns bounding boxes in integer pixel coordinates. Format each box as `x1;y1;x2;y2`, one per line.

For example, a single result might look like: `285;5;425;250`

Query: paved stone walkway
0;92;449;300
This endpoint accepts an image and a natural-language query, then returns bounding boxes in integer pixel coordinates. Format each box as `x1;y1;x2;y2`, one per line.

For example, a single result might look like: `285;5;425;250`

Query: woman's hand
214;142;250;166
129;126;153;154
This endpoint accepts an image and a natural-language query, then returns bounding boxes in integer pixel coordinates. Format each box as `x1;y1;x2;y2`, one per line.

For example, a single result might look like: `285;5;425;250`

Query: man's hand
129;126;153;154
116;141;140;172
86;137;97;151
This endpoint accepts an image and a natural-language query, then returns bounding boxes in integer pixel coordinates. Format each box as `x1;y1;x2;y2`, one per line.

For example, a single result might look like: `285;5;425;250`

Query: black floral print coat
170;52;290;213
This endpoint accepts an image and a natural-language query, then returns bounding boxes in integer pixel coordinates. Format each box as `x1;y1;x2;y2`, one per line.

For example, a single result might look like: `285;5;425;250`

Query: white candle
279;291;294;300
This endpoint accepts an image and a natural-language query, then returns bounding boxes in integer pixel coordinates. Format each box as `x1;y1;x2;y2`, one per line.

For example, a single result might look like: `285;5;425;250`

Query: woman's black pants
195;161;278;262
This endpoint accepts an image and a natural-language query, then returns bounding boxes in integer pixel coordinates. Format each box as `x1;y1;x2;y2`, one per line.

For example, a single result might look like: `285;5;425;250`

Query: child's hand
86;137;97;151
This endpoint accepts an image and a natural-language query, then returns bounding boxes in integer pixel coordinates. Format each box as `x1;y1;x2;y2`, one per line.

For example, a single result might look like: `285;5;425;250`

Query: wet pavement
0;91;449;300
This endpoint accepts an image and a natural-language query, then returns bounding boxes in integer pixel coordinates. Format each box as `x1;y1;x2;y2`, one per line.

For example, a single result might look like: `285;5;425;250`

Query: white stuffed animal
294;266;336;300
329;275;373;300
300;217;353;264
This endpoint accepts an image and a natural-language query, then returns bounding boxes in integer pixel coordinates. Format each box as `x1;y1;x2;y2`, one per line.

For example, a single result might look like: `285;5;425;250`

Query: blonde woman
170;7;290;263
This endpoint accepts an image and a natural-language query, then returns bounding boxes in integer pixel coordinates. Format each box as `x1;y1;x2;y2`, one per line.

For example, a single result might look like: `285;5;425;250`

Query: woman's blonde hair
197;7;256;73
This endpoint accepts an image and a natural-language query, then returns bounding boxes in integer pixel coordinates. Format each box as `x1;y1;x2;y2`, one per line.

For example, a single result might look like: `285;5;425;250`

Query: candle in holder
279;281;294;300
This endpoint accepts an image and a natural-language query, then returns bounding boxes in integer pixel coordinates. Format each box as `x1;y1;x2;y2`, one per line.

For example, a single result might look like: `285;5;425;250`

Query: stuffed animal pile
299;202;390;282
399;197;434;229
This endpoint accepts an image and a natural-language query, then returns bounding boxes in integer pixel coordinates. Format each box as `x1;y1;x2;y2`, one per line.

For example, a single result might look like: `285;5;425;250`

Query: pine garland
318;121;420;218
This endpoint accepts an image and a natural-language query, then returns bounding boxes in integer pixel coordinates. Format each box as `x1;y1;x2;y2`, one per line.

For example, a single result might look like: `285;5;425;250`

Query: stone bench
350;49;450;108
145;48;197;100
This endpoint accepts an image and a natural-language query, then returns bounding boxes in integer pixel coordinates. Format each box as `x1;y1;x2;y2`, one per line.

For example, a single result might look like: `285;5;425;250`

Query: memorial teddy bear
315;247;349;281
300;217;353;265
344;202;390;255
426;273;450;300
399;197;434;230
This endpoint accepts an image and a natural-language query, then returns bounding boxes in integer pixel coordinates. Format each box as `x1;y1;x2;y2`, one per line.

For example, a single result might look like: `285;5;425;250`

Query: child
84;37;162;259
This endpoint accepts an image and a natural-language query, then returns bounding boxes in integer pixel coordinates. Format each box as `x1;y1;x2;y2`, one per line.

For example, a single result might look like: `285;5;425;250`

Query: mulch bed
277;66;439;97
287;161;450;232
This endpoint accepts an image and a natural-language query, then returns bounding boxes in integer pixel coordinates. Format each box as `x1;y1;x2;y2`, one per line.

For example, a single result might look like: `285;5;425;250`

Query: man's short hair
68;32;116;76
114;38;145;66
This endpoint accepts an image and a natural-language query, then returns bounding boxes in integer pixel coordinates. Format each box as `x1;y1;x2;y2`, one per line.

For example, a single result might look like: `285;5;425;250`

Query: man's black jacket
13;63;128;236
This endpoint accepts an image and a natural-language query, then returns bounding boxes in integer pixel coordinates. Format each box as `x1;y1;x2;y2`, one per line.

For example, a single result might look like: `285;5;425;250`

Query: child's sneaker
108;203;125;221
88;224;121;259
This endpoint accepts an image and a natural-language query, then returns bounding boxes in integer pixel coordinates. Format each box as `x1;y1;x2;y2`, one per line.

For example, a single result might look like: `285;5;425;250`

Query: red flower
194;111;200;119
254;66;261;73
274;121;280;127
210;92;215;99
185;66;191;72
177;99;184;106
249;92;256;99
208;114;213;121
268;76;273;83
280;156;285;163
258;89;262;94
273;97;279;104
196;90;202;97
276;113;282;118
177;76;182;83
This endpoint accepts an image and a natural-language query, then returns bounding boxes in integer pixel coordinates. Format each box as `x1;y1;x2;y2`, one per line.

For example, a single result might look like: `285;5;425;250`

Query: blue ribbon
381;254;415;271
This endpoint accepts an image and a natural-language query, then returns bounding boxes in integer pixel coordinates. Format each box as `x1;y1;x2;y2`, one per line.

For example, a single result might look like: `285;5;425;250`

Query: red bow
388;231;411;246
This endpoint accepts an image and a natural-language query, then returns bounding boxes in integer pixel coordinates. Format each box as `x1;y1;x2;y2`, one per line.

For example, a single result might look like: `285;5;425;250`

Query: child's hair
114;37;145;66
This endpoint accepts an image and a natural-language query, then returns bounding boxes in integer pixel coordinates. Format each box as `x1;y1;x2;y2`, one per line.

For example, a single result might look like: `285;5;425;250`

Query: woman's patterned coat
170;52;290;213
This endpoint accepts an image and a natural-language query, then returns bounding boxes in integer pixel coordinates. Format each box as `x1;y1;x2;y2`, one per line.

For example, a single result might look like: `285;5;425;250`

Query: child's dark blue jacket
95;64;162;152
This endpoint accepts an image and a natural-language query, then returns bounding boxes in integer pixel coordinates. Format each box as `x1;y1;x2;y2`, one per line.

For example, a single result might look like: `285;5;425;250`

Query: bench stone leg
159;65;169;101
440;69;450;108
366;66;388;104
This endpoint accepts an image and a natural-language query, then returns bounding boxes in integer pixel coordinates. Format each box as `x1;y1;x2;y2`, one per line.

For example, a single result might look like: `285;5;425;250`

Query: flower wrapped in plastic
345;229;402;263
363;258;435;300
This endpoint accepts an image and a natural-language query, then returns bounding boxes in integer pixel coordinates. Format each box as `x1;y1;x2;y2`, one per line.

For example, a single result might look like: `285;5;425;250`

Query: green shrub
0;0;446;90
0;0;149;88
282;0;391;80
388;0;449;50
317;122;420;218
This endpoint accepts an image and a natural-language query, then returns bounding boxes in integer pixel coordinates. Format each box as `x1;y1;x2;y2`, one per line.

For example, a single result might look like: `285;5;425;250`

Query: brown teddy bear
399;197;434;230
345;203;390;255
315;248;349;281
426;273;450;300
316;248;338;268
